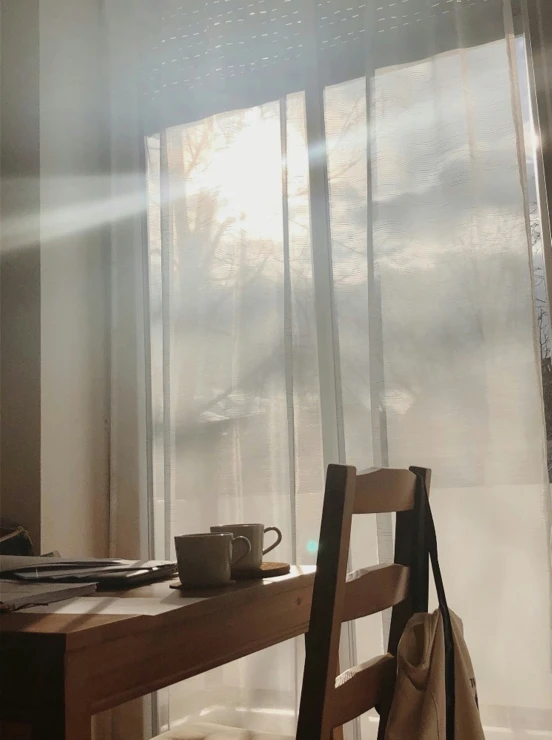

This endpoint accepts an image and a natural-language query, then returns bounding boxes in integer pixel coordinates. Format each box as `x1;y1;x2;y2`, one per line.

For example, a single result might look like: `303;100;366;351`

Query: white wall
1;0;42;547
39;0;109;556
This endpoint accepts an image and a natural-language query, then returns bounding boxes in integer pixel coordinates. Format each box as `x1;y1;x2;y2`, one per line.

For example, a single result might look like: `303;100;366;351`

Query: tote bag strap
410;472;456;740
410;470;430;614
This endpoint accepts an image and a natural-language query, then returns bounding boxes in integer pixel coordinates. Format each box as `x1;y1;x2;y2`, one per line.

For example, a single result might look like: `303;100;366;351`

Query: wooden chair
153;464;430;740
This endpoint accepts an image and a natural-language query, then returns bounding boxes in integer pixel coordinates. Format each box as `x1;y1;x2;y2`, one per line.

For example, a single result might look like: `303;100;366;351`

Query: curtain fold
107;0;552;735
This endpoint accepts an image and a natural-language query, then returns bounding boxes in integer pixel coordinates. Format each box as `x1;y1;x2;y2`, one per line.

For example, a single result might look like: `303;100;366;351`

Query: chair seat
154;721;293;740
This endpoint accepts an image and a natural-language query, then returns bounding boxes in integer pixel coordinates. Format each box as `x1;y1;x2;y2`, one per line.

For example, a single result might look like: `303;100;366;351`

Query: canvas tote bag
384;476;485;740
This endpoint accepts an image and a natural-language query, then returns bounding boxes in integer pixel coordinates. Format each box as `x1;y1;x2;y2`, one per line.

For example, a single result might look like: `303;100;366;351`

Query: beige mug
174;533;251;587
210;523;282;570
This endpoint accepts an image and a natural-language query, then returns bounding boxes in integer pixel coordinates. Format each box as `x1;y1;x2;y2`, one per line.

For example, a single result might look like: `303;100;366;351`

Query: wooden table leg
63;651;93;740
28;649;92;740
0;722;33;740
0;637;91;740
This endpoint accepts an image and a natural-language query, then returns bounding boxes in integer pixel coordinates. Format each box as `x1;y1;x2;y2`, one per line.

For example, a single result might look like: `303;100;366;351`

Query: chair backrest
296;464;431;740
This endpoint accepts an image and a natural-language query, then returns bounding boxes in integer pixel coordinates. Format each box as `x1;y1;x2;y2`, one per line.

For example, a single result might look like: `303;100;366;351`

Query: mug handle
231;536;251;566
263;526;283;555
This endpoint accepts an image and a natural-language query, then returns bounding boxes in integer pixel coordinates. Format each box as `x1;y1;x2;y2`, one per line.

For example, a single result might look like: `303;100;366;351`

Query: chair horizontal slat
353;468;417;514
331;655;395;728
342;564;409;622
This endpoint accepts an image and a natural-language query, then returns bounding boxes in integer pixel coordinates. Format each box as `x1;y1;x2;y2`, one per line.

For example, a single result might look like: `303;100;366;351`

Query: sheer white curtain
109;0;552;736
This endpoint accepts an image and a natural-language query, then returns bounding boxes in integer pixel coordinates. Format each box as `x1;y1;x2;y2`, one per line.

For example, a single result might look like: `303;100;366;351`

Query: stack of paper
0;556;176;588
0;579;97;612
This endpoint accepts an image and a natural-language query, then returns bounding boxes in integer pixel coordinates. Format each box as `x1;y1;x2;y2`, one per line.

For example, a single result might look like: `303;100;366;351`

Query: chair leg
302;634;345;740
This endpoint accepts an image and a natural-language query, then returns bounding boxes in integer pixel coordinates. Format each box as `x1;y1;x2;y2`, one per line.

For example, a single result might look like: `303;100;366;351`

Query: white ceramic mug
174;533;251;587
210;523;283;570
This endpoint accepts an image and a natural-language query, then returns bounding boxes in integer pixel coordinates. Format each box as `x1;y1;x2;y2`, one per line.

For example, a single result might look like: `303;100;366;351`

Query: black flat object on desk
7;560;177;589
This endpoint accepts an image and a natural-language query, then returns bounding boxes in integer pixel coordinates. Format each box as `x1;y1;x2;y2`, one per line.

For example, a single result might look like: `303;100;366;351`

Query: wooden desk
0;566;315;740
